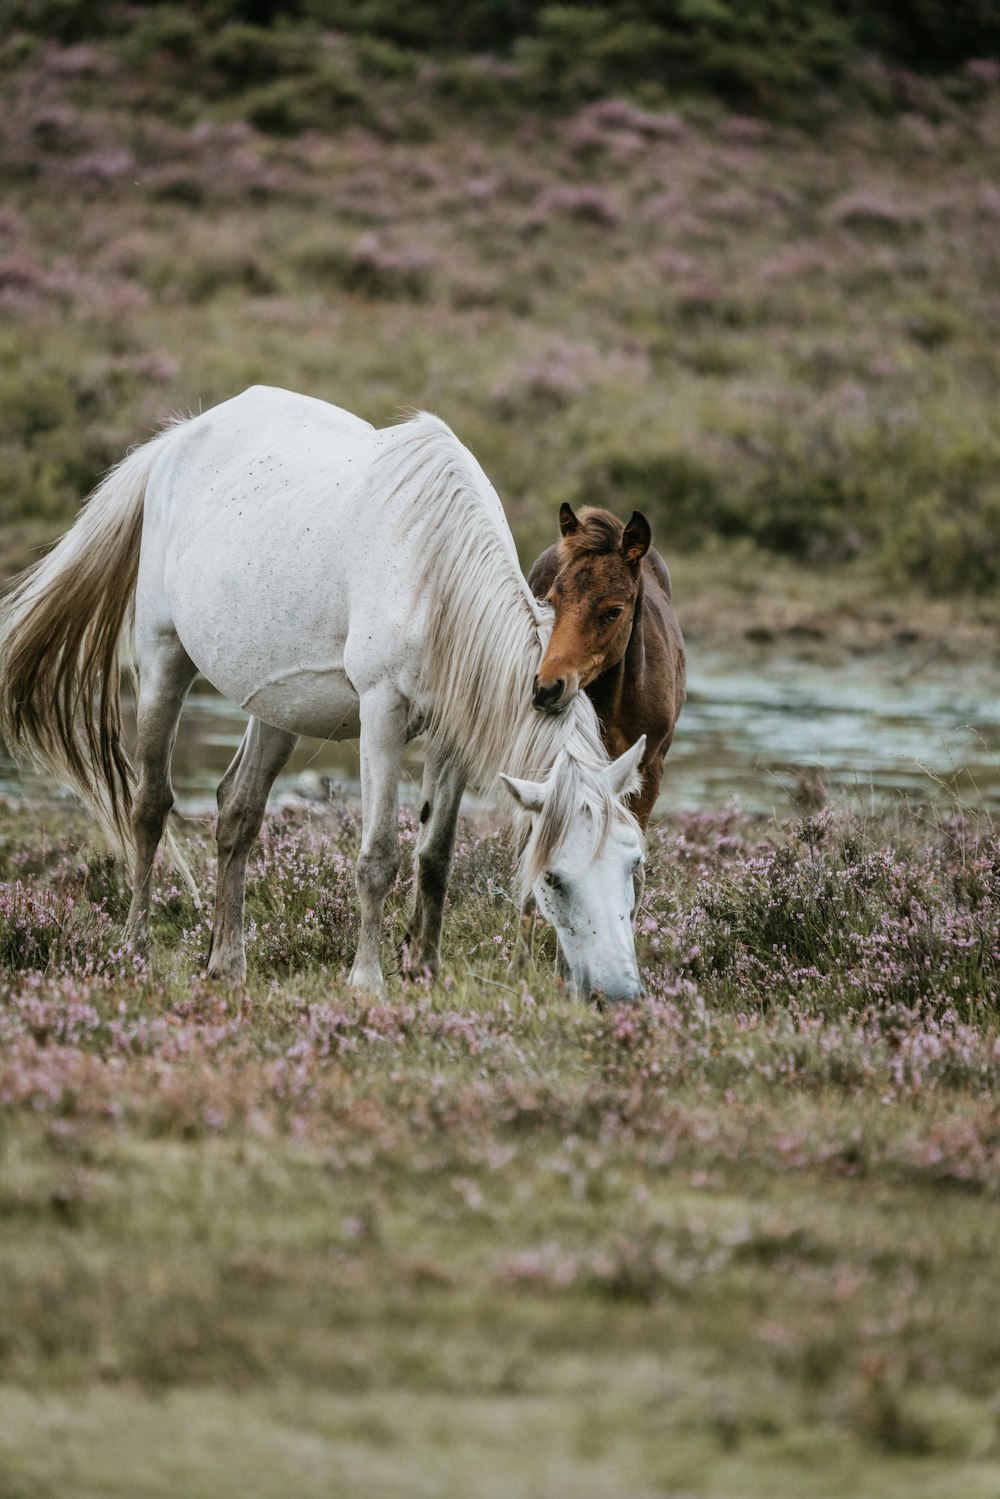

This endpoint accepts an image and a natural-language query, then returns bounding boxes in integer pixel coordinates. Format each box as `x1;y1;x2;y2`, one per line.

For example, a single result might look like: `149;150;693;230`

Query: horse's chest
590;664;672;752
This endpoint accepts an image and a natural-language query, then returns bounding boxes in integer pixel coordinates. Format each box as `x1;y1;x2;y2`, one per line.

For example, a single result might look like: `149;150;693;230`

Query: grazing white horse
0;386;647;1001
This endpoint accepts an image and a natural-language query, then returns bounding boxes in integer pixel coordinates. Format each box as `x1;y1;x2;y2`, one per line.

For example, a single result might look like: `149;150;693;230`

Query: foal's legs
630;745;664;837
630;745;664;913
123;635;197;953
404;750;464;975
350;684;407;992
207;716;298;981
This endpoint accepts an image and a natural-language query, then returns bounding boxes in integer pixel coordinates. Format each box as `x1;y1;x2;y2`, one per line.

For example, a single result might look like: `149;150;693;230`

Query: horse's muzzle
532;675;567;714
597;983;645;1007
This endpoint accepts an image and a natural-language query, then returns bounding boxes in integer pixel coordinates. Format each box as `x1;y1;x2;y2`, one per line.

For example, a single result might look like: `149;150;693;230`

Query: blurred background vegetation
0;0;998;601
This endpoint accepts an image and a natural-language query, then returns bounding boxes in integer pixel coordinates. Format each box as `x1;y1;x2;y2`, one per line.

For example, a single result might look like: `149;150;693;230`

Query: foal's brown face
533;504;651;715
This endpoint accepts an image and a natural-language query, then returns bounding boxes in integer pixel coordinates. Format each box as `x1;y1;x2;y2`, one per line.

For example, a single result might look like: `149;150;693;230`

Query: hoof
123;933;149;958
348;963;385;995
206;954;247;984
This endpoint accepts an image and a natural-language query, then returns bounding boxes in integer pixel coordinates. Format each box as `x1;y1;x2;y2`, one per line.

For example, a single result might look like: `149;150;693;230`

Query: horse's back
642;550;683;667
643;547;673;604
638;548;685;707
526;542;560;600
213;384;374;443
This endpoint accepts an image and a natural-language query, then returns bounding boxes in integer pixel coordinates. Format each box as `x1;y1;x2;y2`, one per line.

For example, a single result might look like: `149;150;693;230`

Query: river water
2;649;997;819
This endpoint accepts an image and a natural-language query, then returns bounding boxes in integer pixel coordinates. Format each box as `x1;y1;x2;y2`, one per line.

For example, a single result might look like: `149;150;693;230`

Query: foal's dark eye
599;606;624;626
544;871;566;895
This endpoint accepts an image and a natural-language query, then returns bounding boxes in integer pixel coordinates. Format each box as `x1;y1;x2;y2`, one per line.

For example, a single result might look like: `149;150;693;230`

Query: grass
1;795;999;1494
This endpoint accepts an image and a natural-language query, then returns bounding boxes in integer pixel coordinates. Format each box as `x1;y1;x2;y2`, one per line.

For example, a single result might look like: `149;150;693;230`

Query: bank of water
2;651;998;819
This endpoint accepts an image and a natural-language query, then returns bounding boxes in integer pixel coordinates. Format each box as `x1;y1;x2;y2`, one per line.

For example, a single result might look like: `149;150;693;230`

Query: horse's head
532;503;651;716
501;736;646;1005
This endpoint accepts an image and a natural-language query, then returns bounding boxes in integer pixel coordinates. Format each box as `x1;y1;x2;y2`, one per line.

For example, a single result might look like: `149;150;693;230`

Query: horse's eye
599;606;624;625
544;871;565;895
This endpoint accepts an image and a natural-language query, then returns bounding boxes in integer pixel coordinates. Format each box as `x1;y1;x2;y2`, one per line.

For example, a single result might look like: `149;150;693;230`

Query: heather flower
530;184;621;228
64;149;136;184
964;59;1000;87
829;190;923;229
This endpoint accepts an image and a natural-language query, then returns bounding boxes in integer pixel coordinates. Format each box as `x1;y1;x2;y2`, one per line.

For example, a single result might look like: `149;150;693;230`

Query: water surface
2;651;998;818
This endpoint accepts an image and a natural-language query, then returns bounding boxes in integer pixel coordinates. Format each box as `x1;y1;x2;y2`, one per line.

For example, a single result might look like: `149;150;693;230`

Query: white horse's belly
241;665;361;741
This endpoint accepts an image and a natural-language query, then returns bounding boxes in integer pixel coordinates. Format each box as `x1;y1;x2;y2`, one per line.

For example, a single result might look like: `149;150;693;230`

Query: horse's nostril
533;678;566;712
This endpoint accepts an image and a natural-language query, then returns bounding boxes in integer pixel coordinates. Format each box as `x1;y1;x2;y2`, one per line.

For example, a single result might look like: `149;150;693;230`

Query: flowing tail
0;422;182;864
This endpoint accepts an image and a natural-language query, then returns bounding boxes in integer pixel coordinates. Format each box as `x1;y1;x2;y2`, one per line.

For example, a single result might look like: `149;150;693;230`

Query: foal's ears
558;502;580;538
621;512;651;568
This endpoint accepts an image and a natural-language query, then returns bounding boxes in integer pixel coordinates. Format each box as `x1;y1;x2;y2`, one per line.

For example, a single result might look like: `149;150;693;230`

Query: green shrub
0;0;110;42
301;0;526;53
573;433;872;562
735;457;870;562
899;297;968;350
204;23;316;90
16;0;998;115
888;486;1000;595
574;446;725;549
853;0;1000;71
0;368;76;441
237;66;367;133
0;351;150;523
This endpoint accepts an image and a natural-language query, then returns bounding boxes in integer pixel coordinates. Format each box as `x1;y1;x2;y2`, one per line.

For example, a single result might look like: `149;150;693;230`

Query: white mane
361;413;639;890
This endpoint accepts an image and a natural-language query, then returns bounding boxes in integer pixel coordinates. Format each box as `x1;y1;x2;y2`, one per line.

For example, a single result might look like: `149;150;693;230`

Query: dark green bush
0;0;110;42
300;0;528;54
738;462;868;562
8;0;999;114
889;487;1000;596
0;368;77;441
851;0;1000;71
514;2;854;108
574;438;871;562
204;23;317;89
238;70;367;133
574;446;725;549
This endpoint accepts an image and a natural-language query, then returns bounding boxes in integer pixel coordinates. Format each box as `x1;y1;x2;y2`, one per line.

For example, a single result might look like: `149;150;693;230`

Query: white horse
0;386;647;1001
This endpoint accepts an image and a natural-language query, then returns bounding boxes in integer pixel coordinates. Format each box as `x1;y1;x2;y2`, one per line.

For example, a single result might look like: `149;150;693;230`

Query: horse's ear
621;512;651;568
605;735;646;800
499;771;547;814
559;503;580;538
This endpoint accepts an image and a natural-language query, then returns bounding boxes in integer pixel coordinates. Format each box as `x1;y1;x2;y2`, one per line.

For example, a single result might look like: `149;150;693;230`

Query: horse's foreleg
123;635;197;954
350;686;407;993
404;751;464;976
207;716;298;982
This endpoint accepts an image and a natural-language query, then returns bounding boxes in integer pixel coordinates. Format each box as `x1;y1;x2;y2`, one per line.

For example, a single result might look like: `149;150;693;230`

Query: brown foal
527;503;686;829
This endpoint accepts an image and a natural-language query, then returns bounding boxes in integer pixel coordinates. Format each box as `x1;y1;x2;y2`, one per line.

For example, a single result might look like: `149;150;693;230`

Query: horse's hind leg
207;716;298;981
403;750;464;976
123;634;197;953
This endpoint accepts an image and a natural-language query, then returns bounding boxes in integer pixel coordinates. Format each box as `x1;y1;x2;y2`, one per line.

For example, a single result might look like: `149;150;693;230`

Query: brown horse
527;504;685;829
